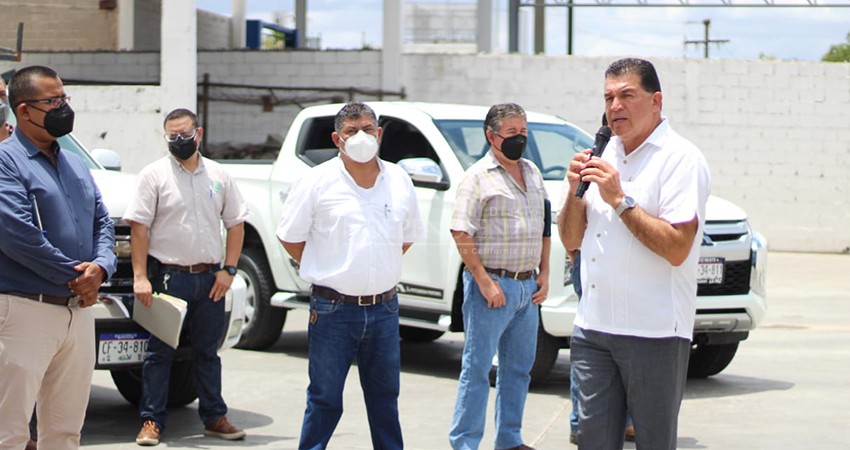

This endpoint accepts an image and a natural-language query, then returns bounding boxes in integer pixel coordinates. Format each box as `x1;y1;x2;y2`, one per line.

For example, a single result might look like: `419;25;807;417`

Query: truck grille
100;221;134;293
697;259;751;296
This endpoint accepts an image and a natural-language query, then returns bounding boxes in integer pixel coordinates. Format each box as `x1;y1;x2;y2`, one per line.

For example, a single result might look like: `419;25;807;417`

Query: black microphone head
601;112;608;127
596;125;612;140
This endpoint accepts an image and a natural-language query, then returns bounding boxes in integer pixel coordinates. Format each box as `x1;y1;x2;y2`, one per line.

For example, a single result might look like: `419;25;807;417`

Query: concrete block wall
198;10;231;50
197;50;383;146
2;1;118;51
133;0;161;51
403;54;850;253
70;86;165;174
0;52;159;83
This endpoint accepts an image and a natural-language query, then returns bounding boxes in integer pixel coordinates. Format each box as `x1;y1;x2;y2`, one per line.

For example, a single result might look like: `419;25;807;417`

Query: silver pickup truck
226;101;767;382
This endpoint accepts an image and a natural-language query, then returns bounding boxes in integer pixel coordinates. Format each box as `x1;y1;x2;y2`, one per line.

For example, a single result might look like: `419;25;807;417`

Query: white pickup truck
5;113;247;406
227;102;768;382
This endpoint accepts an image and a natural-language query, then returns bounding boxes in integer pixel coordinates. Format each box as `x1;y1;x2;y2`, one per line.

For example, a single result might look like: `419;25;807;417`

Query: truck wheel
489;323;560;387
687;342;740;378
235;247;287;350
399;326;444;342
110;360;198;407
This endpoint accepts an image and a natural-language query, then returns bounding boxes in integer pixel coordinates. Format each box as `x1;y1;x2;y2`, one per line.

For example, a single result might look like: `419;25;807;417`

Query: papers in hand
132;293;188;349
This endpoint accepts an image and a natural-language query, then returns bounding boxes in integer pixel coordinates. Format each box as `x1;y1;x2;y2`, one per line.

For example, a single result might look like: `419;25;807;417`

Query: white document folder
132;293;188;349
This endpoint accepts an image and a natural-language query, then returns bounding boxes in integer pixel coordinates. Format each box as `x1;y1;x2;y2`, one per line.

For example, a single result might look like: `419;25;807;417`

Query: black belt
160;263;219;273
7;292;80;307
311;285;396;306
483;267;535;280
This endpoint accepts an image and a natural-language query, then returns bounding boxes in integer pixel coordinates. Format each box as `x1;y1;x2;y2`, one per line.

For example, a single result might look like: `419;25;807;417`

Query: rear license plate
698;257;725;284
98;332;150;365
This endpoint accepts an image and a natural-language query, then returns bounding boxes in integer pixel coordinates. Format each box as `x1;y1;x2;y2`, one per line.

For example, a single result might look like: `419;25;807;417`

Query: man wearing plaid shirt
448;103;550;450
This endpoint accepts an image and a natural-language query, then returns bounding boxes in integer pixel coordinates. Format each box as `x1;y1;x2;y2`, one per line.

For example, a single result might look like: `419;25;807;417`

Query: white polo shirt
276;157;425;296
576;119;711;340
123;155;249;266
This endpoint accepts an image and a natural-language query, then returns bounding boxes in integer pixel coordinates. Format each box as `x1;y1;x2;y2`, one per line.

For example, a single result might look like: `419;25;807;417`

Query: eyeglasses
163;128;198;142
24;95;71;108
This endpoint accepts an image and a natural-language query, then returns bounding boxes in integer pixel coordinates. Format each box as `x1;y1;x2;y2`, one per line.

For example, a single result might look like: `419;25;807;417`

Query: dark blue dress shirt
0;128;117;297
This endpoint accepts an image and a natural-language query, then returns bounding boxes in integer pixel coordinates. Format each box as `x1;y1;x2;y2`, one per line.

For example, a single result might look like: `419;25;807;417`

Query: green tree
822;32;850;62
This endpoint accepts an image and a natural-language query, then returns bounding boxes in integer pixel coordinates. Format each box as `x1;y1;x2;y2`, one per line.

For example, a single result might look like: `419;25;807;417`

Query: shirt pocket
75;177;96;218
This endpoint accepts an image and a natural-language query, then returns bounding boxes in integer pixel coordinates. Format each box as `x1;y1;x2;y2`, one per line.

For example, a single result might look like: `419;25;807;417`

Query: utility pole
684;19;729;59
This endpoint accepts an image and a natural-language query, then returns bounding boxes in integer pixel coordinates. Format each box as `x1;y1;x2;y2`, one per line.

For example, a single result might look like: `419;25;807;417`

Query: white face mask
342;130;379;163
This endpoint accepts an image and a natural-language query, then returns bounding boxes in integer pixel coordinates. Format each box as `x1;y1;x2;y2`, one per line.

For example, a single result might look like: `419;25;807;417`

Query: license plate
698;257;724;284
98;332;150;365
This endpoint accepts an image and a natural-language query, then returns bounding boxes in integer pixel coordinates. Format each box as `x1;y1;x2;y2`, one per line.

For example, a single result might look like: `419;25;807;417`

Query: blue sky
197;0;850;61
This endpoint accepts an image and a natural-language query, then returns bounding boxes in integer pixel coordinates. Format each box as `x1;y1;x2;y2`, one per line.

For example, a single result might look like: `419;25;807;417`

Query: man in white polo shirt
559;58;711;450
277;102;425;450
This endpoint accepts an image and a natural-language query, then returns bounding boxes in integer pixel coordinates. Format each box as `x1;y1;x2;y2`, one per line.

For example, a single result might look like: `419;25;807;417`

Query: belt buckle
358;295;376;306
189;264;203;274
68;296;80;307
513;271;521;280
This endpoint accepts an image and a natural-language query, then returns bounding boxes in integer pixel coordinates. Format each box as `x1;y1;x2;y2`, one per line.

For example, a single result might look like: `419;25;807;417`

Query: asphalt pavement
80;251;850;449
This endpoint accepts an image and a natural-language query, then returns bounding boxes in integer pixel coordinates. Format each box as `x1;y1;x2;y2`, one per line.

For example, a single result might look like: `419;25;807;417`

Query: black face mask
498;134;527;161
29;102;75;138
168;137;197;160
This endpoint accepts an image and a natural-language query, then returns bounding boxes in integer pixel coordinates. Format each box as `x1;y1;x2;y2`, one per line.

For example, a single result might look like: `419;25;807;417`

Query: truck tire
687;342;739;378
399;326;444;342
110;360;197;407
234;247;287;350
489;322;561;387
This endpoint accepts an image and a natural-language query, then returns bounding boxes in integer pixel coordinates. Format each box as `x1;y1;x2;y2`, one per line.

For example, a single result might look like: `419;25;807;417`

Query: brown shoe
204;416;246;440
25;438;37;450
625;424;636;442
135;420;160;446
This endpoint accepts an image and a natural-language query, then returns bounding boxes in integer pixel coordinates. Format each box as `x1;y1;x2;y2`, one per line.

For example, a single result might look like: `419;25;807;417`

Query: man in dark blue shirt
0;66;116;450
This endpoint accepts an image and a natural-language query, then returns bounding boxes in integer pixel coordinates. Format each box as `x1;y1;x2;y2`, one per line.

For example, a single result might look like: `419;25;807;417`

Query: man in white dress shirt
559;58;711;450
277;102;425;450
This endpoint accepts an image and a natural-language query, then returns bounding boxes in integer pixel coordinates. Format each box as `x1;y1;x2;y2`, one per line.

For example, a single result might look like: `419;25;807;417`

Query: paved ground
79;252;850;449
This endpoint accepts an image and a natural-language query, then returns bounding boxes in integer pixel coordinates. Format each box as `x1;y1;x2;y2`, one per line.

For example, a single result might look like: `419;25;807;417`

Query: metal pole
567;0;574;55
704;19;710;58
202;73;209;154
509;0;519;53
534;0;545;54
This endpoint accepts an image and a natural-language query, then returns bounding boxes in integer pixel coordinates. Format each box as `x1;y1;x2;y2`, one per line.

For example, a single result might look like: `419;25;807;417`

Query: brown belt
311;285;397;306
484;267;535;280
160;263;219;274
8;292;80;307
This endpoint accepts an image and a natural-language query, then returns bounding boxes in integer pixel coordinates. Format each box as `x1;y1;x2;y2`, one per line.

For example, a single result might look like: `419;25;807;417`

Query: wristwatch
615;195;636;217
222;265;238;276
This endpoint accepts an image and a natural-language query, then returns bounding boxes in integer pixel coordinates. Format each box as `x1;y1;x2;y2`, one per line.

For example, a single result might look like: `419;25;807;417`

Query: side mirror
397;157;449;191
91;148;122;171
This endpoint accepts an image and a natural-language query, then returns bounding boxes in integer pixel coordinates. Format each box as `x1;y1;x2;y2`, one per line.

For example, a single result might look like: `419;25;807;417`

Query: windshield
433;119;594;181
5;113;100;170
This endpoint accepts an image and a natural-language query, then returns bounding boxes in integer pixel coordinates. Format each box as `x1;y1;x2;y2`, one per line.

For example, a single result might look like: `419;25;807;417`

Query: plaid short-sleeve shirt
450;151;547;273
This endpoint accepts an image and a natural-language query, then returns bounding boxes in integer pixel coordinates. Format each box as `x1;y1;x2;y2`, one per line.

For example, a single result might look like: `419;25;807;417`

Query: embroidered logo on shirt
210;181;223;194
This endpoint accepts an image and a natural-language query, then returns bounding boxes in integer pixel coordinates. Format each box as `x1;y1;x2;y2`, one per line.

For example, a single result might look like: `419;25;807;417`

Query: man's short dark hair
164;108;199;128
484;103;526;138
8;66;59;115
334;102;378;133
605;58;662;94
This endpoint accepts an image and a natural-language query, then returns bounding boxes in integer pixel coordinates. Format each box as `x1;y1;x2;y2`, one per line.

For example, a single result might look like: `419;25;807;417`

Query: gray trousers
570;326;690;450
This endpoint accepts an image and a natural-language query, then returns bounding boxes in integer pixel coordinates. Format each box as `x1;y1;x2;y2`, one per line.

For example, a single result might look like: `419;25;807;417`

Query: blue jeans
140;269;227;431
298;293;403;450
449;270;539;450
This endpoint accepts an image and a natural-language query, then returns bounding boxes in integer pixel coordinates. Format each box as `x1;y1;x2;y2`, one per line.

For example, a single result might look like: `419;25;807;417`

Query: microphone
575;119;612;199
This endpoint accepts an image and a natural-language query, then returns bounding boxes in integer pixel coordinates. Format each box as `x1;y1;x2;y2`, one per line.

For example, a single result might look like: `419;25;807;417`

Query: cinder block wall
1;1;118;51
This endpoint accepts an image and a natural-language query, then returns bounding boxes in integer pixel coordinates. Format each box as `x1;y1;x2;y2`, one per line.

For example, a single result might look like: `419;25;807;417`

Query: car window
295;116;339;167
378;117;440;164
433;119;594;181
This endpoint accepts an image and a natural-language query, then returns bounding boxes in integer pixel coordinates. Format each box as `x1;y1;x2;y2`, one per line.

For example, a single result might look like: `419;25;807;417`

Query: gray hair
334;102;378;133
483;103;526;137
